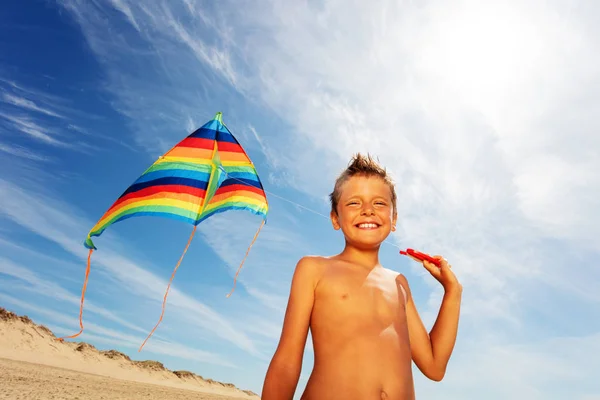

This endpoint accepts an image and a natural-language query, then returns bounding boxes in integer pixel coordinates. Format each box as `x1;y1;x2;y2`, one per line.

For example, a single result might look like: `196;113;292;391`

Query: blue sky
1;0;599;398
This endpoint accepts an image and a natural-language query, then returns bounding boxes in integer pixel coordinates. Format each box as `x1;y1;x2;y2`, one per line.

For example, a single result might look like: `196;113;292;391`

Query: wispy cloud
161;7;238;88
0;112;67;146
108;0;140;32
0;77;94;121
0;143;50;162
2;92;66;119
0;79;111;161
0;75;127;161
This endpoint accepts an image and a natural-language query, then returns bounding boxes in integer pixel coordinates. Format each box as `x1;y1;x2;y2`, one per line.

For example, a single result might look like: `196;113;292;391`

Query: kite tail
57;248;94;342
138;225;197;352
226;218;265;298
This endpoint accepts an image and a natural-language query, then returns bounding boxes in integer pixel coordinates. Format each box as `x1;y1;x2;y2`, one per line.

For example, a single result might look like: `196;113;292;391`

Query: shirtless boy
261;154;462;400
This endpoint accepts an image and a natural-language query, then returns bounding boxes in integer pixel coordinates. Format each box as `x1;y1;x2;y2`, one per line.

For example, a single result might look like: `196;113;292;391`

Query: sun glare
416;2;547;121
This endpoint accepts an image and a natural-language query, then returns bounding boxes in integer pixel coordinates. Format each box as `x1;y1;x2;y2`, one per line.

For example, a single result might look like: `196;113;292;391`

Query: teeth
358;223;378;229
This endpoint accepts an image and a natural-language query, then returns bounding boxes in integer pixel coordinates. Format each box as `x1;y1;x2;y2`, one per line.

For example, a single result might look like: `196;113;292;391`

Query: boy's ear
330;211;341;230
392;211;398;231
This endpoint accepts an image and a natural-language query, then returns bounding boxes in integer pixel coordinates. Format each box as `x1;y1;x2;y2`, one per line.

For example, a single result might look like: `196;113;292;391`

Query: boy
261;154;462;400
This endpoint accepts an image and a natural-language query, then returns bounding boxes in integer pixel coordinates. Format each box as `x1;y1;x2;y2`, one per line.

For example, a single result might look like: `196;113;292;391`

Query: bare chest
311;267;407;335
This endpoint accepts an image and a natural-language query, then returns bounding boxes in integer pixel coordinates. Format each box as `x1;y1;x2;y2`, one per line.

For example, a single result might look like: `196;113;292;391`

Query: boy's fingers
434;255;450;269
423;260;438;273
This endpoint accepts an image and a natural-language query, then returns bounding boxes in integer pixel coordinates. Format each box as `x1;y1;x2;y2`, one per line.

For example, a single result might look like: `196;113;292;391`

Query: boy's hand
404;254;462;382
410;254;461;292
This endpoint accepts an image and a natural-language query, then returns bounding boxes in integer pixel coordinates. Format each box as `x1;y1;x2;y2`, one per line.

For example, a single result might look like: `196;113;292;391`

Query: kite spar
59;112;269;351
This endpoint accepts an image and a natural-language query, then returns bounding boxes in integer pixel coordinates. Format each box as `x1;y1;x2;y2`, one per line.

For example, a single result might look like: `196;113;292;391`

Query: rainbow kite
60;112;268;350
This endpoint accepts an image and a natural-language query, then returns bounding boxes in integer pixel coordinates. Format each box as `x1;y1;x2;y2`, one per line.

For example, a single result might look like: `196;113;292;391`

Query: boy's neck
339;243;381;270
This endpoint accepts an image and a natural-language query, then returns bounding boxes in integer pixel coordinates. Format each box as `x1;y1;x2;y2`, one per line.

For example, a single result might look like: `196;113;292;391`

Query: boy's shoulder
294;254;361;274
293;255;347;283
296;255;330;268
292;255;330;278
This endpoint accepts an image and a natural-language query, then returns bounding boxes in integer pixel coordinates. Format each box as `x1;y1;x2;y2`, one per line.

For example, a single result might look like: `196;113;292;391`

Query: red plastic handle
399;248;441;267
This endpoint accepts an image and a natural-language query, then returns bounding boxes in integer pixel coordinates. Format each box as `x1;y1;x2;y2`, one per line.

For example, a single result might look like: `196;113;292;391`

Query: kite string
138;224;197;352
56;248;94;342
226;218;265;298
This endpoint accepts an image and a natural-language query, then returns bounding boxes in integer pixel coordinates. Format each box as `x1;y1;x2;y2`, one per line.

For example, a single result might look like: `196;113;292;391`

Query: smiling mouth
356;223;380;229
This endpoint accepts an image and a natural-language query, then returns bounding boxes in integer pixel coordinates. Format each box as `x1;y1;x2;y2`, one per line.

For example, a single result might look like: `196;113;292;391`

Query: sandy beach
0;358;244;400
0;307;260;400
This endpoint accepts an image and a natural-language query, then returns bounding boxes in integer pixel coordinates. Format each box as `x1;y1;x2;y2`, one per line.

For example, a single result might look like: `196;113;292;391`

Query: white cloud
0;143;50;162
414;331;600;400
0;76;103;123
108;0;140;32
0;78;109;158
0;112;67;146
2;92;65;119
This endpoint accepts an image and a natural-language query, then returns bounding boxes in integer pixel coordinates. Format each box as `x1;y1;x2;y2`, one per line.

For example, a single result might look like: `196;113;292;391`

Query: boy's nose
361;207;375;215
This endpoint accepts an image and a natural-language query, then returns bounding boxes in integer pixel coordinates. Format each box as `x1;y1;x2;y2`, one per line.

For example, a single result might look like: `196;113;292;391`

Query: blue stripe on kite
189;128;215;140
188;129;237;144
215;131;239;144
135;169;211;184
188;120;239;144
121;177;209;197
204;119;220;131
189;119;219;139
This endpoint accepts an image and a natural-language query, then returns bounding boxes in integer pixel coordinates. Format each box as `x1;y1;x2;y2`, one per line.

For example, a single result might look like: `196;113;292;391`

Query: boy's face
330;174;397;249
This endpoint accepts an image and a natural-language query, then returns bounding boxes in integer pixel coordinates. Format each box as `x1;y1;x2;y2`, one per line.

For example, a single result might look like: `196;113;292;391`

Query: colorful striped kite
60;112;268;350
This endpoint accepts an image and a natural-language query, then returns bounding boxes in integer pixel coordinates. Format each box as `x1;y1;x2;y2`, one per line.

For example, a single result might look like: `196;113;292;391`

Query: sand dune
0;307;260;399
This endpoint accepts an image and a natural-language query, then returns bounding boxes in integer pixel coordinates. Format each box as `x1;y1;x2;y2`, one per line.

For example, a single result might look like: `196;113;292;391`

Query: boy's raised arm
398;258;462;382
261;256;319;400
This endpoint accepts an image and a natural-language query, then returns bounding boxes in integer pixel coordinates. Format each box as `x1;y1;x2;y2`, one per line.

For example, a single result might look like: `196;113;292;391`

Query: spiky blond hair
329;153;397;215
